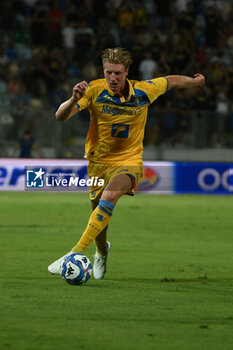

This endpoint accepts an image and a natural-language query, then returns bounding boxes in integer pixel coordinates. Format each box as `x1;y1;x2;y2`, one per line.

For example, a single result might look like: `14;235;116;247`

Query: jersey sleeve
76;84;92;111
140;77;168;104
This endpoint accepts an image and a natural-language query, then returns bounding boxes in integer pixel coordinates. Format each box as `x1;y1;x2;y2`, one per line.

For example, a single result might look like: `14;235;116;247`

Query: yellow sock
72;200;115;253
71;245;86;254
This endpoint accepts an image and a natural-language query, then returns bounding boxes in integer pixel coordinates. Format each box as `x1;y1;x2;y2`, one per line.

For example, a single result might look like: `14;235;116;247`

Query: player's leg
72;174;132;253
74;174;132;279
90;168;137;256
91;174;133;279
48;162;106;275
90;166;142;278
47;174;131;275
91;198;110;279
91;199;109;256
48;164;142;276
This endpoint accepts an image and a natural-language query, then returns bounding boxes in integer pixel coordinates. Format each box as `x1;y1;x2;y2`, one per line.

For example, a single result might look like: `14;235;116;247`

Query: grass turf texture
1;192;233;350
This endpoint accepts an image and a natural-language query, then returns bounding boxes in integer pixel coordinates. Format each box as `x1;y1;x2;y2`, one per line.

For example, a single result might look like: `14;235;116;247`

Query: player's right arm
55;81;88;121
165;74;205;90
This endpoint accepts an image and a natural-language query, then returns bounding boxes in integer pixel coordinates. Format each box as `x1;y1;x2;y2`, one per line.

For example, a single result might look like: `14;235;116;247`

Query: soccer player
48;47;205;279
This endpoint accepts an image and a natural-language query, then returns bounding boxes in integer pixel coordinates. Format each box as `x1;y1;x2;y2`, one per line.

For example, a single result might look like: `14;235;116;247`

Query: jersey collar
105;78;135;102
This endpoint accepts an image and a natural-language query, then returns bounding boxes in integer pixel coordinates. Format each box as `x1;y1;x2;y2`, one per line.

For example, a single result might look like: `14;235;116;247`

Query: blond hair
101;48;132;70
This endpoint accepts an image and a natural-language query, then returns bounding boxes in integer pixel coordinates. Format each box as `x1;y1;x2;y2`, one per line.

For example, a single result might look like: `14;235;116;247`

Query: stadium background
0;0;233;162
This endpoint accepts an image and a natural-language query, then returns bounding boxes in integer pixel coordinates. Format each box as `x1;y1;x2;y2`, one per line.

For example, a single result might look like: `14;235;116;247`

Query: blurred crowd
1;0;233;148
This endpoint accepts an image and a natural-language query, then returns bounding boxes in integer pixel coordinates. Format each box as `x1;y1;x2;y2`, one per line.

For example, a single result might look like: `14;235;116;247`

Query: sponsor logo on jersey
111;124;129;138
102;105;142;116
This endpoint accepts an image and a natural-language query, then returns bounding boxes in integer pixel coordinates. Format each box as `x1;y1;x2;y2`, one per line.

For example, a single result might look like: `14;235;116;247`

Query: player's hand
72;81;88;101
193;74;205;87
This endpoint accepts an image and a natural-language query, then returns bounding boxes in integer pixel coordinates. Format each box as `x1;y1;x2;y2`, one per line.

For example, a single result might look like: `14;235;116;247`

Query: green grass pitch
1;192;233;350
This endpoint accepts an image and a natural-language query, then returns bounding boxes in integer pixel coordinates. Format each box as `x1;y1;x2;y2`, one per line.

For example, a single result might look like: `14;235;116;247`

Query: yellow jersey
77;77;168;165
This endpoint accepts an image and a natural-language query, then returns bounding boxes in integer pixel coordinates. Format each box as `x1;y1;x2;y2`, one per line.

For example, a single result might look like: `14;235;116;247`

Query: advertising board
0;159;173;193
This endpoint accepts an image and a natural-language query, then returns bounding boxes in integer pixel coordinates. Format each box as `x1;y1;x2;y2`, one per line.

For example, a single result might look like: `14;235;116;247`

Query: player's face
104;62;128;94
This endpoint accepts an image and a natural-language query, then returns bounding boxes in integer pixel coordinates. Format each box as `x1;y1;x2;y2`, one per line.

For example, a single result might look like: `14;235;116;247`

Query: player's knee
101;174;132;203
101;189;121;204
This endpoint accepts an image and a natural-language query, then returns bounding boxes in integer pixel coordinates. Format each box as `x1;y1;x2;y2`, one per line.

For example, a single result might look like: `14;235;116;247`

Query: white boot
93;242;111;280
48;251;72;275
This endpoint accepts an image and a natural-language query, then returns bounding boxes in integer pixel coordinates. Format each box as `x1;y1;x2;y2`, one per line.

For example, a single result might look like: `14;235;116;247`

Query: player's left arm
165;74;205;90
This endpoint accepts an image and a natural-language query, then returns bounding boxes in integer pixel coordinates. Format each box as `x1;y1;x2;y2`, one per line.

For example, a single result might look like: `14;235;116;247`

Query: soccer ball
61;253;92;285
